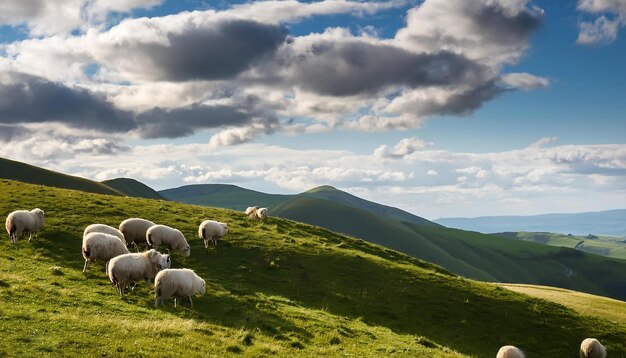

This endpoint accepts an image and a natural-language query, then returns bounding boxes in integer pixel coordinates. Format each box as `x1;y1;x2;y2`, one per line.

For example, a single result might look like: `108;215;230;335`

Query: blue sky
0;0;625;219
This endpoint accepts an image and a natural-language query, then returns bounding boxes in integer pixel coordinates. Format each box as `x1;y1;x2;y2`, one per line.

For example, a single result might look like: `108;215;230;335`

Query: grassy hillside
435;210;626;237
0;157;122;196
159;184;289;210
494;232;626;260
102;178;166;200
159;184;438;227
499;284;626;327
271;196;626;301
1;179;625;357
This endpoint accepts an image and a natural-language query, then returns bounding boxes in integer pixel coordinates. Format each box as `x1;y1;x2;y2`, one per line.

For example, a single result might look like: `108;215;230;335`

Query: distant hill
0;157;122;196
435;210;626;237
162;183;626;300
2;179;625;357
493;232;626;260
101;178;165;200
159;184;439;227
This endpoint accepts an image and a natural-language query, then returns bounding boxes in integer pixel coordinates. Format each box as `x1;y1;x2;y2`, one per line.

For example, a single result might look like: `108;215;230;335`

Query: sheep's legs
132;242;139;252
174;298;178;308
189;296;193;307
83;260;89;273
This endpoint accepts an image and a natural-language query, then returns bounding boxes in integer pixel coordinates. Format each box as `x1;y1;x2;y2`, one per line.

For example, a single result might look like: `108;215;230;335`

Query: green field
494;232;626;260
1;179;625;356
102;177;166;200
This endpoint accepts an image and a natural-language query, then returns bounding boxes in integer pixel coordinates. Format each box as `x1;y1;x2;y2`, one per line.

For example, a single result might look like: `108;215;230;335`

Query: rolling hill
161;183;626;301
1;179;625;356
0;157;123;196
435;210;626;237
102;178;166;200
493;232;626;260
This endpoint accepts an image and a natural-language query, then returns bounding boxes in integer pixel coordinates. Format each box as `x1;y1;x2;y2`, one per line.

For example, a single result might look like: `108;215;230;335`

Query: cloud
0;124;30;141
528;136;558;148
374;137;433;158
500;72;550;90
577;0;626;44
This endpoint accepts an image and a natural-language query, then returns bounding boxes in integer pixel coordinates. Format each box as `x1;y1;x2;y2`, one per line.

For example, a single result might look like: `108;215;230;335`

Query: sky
0;0;625;220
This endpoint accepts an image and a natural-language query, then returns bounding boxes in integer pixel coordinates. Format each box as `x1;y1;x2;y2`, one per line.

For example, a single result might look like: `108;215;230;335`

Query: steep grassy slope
494;232;626;260
271;196;626;300
159;184;289;210
436;209;626;236
102;178;166;200
1;180;625;356
0;157;122;196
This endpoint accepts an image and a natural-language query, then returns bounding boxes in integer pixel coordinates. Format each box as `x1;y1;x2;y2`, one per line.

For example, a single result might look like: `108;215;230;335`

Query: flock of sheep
4;206;263;307
3;208;611;356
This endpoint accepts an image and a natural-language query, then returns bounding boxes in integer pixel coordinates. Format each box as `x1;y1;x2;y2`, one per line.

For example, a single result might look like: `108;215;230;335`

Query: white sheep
496;345;525;358
83;224;125;244
146;224;190;257
107;249;171;298
256;207;268;221
580;338;606;358
82;232;130;273
119;218;155;250
5;208;45;244
154;268;206;308
245;206;258;219
198;220;228;248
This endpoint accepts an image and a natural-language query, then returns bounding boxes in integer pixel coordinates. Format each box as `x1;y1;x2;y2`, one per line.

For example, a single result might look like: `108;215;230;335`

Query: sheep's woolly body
5;208;45;244
146;224;190;256
580;338;606;358
496;345;525;358
107;249;171;298
198;220;228;248
119;218;155;249
154;268;206;307
83;224;125;244
82;232;129;273
256;208;268;220
245;206;258;218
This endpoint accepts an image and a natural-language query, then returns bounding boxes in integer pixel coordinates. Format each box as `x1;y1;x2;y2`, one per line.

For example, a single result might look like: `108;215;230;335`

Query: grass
101;178;166;200
0;179;625;357
499;284;626;327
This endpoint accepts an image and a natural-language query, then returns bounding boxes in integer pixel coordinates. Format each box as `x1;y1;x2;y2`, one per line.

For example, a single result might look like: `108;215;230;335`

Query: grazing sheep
245;206;258;219
256;207;268;221
5;208;45;244
119;218;155;250
82;232;130;273
198;220;228;248
496;345;525;358
154;268;206;308
146;224;190;257
83;224;125;244
107;249;171;298
580;338;606;358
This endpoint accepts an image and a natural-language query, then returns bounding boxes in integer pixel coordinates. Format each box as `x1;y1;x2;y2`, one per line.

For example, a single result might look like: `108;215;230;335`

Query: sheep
119;218;155;251
496;346;525;358
5;208;45;244
256;207;268;221
83;224;125;244
154;268;206;308
107;249;171;298
82;232;130;273
146;224;190;257
580;338;606;358
198;220;228;248
245;206;258;219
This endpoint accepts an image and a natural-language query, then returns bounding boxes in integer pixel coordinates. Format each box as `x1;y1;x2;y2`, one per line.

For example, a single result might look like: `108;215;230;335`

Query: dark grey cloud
472;4;543;46
430;82;505;117
138;19;288;81
279;41;489;97
0;74;135;132
0;124;31;141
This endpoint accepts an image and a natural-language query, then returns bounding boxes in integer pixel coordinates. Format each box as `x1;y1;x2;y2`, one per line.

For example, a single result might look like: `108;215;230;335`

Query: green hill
159;184;439;227
1;179;625;357
0;157;122;196
493;232;626;260
159;184;289;210
102;178;166;200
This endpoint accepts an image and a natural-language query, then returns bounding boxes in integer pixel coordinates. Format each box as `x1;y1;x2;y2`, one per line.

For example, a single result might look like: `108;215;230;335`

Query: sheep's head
154;253;171;270
183;245;190;257
199;279;206;295
221;223;228;234
33;208;45;219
